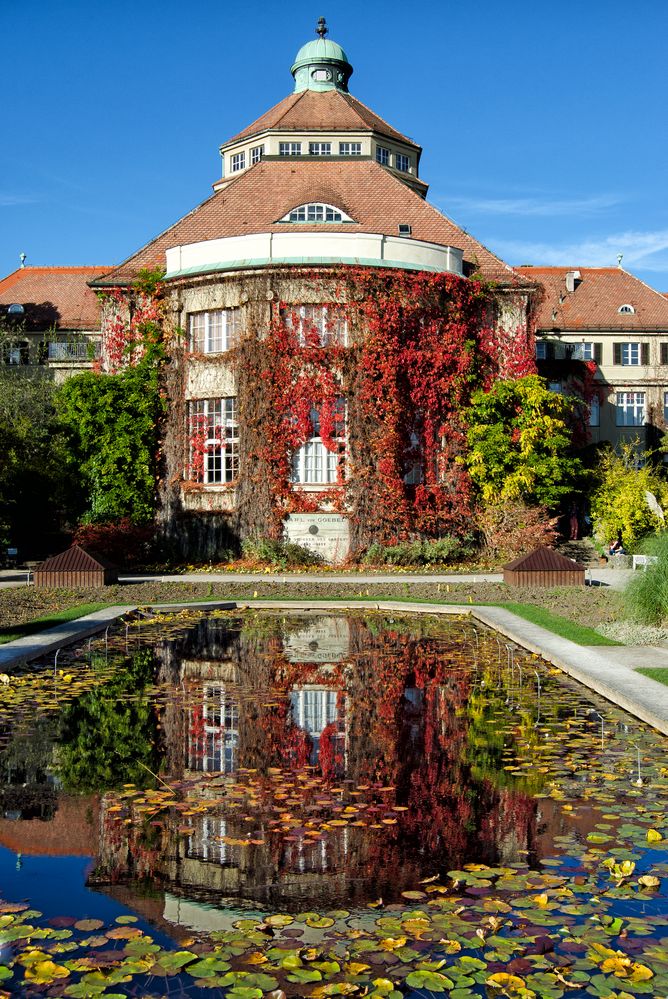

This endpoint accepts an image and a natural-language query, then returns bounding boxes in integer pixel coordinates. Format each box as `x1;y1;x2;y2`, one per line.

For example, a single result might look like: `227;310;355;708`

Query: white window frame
339;141;362;155
616;391;645;427
279;141;302;156
571;342;595;361
281;202;352;223
250;144;264;165
376;145;390;165
621;343;641;365
309;141;331;155
188;397;239;484
188;309;241;354
230;151;245;173
291;401;346;485
396;153;410;172
283;304;348;346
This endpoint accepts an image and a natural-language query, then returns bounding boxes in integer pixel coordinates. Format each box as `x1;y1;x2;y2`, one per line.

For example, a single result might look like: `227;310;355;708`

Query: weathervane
316;16;328;38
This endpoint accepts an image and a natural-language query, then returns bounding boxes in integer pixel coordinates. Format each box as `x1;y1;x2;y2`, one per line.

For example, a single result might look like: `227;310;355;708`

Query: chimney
565;269;582;293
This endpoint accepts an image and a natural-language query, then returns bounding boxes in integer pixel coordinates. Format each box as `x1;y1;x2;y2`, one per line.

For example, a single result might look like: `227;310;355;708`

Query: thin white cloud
493;228;668;272
0;193;38;207
442;193;621;217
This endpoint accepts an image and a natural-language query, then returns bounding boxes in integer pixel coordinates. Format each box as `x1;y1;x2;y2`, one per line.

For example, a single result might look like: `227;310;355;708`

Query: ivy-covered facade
92;21;539;560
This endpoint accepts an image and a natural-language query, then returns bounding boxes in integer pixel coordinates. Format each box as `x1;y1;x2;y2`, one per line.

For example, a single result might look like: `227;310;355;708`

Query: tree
57;363;163;523
590;440;668;550
464;375;583;508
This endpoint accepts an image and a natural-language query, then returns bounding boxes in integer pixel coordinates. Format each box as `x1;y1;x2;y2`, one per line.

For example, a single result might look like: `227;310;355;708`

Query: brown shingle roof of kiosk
0;266;109;330
516;266;668;330
93;159;527;287
226;89;419;148
504;546;584;572
36;545;115;573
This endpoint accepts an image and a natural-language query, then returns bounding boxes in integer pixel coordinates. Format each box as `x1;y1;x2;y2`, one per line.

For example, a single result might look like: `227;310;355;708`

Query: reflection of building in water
290;685;340;765
188;684;239;773
283;616;351;663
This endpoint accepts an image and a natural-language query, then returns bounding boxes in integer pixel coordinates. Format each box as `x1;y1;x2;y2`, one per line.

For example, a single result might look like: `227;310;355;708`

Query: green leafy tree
0;357;77;552
464;375;583;508
590;440;668;550
57;364;163;523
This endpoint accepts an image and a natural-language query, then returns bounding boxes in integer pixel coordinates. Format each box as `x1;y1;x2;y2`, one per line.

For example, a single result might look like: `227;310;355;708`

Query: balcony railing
48;341;101;362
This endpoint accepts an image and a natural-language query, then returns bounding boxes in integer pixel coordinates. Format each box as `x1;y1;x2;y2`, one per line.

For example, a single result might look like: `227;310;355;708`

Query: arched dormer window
280;203;353;223
618;304;636;315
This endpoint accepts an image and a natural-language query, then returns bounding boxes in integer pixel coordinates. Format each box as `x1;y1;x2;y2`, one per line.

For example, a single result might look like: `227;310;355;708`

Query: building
91;20;536;560
517;265;668;451
0;265;108;382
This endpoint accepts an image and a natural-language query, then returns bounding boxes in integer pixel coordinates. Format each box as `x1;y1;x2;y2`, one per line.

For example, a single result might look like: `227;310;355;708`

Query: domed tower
290;17;353;92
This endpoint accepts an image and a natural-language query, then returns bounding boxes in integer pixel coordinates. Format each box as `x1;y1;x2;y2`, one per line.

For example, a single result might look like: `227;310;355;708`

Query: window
614;342;649;365
188;397;239;483
535;341;548;360
309;141;331;155
250;144;264;165
548;381;563;395
376;146;390;165
280;202;352;223
396;153;410;172
618;304;636;315
291;400;346;485
283;304;348;346
664;391;668;424
661;343;668;366
279;142;302;156
616;391;645;427
188;686;238;774
230;151;245;172
188;309;241;353
570;342;601;362
404;430;423;485
339;142;361;155
2;341;29;365
589;394;600;427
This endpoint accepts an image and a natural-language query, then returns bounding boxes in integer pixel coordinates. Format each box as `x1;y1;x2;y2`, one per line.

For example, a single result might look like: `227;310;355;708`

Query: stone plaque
284;513;350;564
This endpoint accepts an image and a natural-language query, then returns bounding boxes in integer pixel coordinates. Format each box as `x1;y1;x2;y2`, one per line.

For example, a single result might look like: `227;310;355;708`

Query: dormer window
280;203;353;223
618;304;636;315
230;152;245;173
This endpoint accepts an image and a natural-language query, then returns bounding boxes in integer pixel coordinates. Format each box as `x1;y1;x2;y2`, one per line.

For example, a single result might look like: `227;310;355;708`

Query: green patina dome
293;37;350;66
291;19;353;93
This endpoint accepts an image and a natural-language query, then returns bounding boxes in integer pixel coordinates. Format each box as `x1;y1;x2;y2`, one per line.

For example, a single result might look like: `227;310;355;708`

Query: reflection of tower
290;686;340;765
188;684;239;772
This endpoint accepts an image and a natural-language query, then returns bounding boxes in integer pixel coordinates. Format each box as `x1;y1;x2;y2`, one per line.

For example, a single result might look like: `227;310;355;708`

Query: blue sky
1;0;667;287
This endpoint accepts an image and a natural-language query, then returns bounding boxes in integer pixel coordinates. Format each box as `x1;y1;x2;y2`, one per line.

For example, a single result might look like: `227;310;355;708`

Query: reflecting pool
0;611;667;997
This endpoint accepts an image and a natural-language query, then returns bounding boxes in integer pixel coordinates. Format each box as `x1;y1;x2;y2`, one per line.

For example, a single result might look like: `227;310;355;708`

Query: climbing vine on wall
221;266;537;550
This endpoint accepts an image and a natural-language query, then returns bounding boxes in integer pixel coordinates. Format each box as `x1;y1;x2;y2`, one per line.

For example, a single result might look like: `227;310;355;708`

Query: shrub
73;518;156;569
624;532;668;625
477;500;559;563
241;536;323;569
362;536;467;567
590;441;668;551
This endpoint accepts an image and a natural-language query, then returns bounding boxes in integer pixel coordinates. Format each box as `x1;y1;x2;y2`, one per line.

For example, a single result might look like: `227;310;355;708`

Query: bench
632;554;659;571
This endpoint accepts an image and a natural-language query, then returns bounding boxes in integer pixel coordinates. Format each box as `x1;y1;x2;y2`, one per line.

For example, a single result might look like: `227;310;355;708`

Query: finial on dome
316;16;328;39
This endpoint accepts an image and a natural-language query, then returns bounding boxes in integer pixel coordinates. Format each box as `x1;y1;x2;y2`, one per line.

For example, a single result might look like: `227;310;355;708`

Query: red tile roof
0;266;108;331
95;159;525;286
226;89;420;149
517;266;668;330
